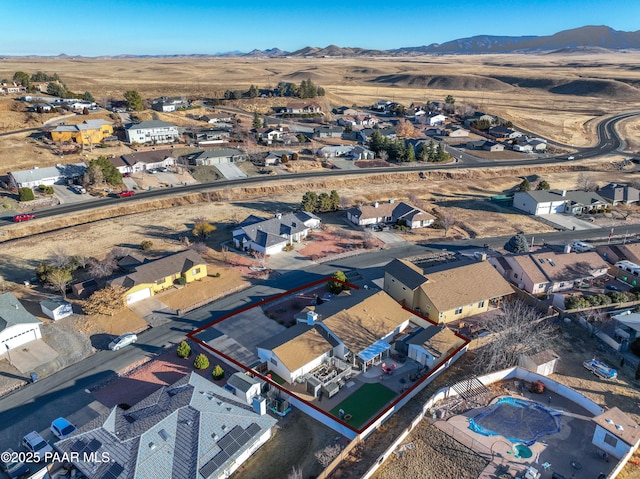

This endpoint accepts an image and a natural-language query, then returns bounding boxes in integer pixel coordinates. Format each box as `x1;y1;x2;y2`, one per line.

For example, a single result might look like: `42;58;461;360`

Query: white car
50;417;77;440
108;333;137;351
22;431;53;460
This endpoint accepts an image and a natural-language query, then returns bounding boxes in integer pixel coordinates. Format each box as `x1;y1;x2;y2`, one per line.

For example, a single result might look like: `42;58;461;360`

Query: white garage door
126;288;152;304
1;327;40;351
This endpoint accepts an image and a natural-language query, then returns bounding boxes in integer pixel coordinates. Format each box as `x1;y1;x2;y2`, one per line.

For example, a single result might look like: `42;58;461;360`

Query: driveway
374;230;408;244
128;297;174;327
53;185;91;204
3;340;59;374
216;163;248;180
538;213;601;231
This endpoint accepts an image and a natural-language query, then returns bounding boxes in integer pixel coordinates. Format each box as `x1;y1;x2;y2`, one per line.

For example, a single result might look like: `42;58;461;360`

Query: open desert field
3;52;640;147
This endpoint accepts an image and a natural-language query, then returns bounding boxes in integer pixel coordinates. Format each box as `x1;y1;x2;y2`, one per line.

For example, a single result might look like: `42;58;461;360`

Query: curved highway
1;111;638;229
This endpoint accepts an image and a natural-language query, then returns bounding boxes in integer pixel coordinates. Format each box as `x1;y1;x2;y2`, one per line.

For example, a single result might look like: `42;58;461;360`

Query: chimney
561;190;566;197
307;311;318;325
389;199;395;204
374;202;379;208
275;213;282;219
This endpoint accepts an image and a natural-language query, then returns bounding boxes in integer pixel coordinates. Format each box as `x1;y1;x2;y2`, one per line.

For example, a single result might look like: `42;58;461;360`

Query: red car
118;190;136;198
13;213;35;222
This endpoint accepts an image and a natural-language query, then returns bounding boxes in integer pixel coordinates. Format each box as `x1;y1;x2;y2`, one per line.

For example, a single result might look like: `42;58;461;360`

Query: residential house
337;116;357;127
202;112;236;124
612;260;640;287
126;120;180;144
65;101;96;111
54;372;277;479
183;148;246;166
232;212;321;255
488;125;522;140
40;296;73;321
384;258;514;323
446;126;470;138
346;200;435;229
518;349;560;376
151;96;189;112
592;407;640;459
285;102;321;114
262;150;293;166
373;100;393;111
120;150;176;173
256;126;289;145
463;112;495;128
256;321;339;383
318;145;354;158
355;115;379;128
50;119;114;145
27;102;55;113
313;126;344;139
426;113;447;126
348;145;375;160
192;128;231;145
405;324;465;368
320;291;418;370
0;292;42;353
491;251;609;295
598;183;640;205
1;82;26;94
109;250;207;304
333;106;358;116
359;128;396;143
106;155;132;174
598;242;640;266
9;162;87;189
513;189;609;216
226;372;263;404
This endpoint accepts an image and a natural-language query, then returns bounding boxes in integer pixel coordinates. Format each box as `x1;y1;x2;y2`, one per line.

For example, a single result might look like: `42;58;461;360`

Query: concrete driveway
128;297;174;327
374;230;408;244
53;185;91;204
538;214;601;231
216;163;248;180
4;340;59;374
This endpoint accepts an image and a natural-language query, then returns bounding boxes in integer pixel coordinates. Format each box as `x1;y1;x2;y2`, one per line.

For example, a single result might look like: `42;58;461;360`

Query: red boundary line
187;276;470;435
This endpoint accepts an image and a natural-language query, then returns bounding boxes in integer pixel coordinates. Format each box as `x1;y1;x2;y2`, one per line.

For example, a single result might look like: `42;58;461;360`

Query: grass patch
267;370;286;385
189;165;221;182
330;383;396;429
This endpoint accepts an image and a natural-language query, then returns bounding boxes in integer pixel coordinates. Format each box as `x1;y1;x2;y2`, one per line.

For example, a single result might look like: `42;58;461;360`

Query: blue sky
2;0;640;56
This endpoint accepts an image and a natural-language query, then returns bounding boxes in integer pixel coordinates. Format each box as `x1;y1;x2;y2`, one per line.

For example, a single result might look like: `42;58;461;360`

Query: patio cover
613;312;640;332
357;339;391;362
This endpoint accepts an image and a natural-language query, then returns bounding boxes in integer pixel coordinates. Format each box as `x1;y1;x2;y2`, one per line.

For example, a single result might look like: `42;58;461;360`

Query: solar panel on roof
245;423;261;436
224;441;241;456
217;451;230;463
85;438;102;453
70;439;85;453
200;458;222;478
228;426;243;440
237;431;251;445
217;435;234;449
101;462;125;479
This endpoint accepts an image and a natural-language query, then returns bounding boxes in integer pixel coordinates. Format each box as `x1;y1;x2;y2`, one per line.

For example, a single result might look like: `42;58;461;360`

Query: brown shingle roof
273;327;336;372
110;250;205;288
420;261;514;312
592;407;640;446
322;291;414;354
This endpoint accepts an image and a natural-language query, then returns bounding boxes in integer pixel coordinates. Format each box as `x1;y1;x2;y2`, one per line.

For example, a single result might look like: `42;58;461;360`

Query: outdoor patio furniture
541;462;551;471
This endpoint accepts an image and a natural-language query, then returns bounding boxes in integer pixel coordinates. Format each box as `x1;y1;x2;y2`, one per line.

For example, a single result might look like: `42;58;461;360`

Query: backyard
330;383;397;430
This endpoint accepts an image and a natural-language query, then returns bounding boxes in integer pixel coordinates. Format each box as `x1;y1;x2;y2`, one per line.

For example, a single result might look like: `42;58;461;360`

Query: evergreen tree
406;143;416;162
252;112;262;129
301;191;318;212
82;91;95;102
317;192;332;212
518;179;531;192
248;84;259;98
417;143;428;161
12;71;30;87
123;90;144;111
329;190;340;211
368;130;386;153
506;232;530;253
436;144;449;162
427;140;436;161
536;180;551;190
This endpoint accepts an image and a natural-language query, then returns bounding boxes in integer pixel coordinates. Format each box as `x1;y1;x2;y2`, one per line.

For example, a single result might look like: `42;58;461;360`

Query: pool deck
435;384;616;479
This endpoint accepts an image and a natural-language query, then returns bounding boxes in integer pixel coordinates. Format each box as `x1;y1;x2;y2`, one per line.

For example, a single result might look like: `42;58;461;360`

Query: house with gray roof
9;162;87;189
125;120;180;144
0;292;43;353
183;148;246;166
347;200;435;229
598;183;640;205
54;372;276;479
120;149;176;173
226;372;262;404
513;189;609;216
151;96;189;112
232;212;321;255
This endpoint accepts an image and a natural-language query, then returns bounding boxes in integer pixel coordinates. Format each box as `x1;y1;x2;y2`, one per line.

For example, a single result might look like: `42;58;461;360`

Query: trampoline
468;397;561;446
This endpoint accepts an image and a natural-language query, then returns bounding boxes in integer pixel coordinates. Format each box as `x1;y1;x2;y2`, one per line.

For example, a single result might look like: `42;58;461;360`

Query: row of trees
369;131;450;163
301;190;340;213
223;79;326;101
11;71;95;102
518;178;550;192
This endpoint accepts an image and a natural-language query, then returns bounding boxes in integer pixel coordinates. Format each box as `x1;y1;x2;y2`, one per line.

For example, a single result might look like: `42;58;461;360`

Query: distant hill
7;25;640;59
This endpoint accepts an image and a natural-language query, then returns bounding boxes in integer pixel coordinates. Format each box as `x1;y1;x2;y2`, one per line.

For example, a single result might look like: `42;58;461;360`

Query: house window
155;279;165;285
478;301;485;308
514;273;519;279
455;307;463;315
270;357;278;367
192;268;201;276
604;433;618;448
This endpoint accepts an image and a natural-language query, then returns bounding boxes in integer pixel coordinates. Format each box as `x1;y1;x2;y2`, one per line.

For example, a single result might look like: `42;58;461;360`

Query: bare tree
106;247;131;262
339;195;351;210
48;246;71;269
378;150;389;162
474;300;558;373
189;241;208;254
441;211;457;238
83;286;127;315
407;193;423;209
73;254;89;269
363;228;376;249
47;268;72;298
287;467;303;479
254;252;268;268
576;173;598;192
88;257;117;278
314;443;341;468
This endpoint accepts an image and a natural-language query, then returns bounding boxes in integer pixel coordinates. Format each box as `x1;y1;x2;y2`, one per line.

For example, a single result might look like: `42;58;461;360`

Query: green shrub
212;364;225;380
175;276;187;286
140;240;153;251
193;353;210;370
176;341;191;359
38;184;54;194
19;187;35;201
214;272;221;277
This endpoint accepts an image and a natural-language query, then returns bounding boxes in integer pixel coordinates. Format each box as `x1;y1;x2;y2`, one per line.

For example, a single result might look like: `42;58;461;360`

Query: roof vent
606;418;614;424
616;424;624;431
149;442;157;450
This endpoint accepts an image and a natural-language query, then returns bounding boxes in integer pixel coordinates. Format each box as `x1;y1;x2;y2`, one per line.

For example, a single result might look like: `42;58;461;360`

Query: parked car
22;431;53;460
13;214;35;222
69;185;86;194
606;284;620;291
566;156;575;160
50;417;77;440
123;172;131;178
118;190;136;198
108;333;138;351
1;449;30;479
